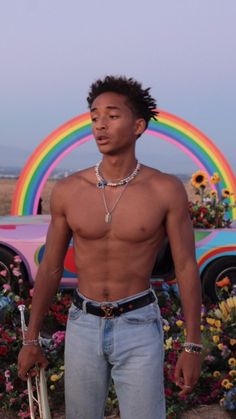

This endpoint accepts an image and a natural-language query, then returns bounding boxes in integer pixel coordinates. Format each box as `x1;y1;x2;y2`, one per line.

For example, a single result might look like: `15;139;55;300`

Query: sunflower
210;190;218;197
210;172;221;184
222;188;232;199
191;171;208;189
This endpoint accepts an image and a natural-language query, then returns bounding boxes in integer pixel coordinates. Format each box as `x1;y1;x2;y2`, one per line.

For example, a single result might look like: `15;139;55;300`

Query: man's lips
96;136;109;144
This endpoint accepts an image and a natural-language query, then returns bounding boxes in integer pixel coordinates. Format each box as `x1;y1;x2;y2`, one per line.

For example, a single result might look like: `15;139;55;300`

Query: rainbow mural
11;111;236;218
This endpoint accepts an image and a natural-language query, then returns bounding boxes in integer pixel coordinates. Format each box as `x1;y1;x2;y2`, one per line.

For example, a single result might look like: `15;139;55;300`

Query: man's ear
134;119;146;137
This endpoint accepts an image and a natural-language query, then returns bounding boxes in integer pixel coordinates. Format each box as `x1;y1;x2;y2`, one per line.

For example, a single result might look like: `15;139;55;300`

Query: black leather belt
73;290;156;318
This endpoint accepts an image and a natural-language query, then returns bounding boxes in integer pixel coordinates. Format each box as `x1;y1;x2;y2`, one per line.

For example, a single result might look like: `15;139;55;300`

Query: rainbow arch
11;111;236;218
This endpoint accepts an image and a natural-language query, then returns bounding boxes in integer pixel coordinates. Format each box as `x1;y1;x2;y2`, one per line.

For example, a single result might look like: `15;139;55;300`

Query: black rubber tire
0;246;29;294
201;256;236;303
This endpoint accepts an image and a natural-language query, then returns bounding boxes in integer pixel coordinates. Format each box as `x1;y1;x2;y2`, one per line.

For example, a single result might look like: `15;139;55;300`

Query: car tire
201;256;236;303
0;246;29;295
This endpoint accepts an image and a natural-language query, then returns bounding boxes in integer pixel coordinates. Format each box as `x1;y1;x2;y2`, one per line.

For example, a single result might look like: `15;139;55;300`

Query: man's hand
18;346;49;381
175;351;202;396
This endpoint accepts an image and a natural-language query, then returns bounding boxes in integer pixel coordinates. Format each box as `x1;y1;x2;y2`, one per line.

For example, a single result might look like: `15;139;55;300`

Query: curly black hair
87;75;158;128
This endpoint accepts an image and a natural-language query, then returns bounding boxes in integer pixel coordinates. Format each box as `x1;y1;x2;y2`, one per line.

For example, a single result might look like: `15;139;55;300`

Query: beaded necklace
95;160;140;188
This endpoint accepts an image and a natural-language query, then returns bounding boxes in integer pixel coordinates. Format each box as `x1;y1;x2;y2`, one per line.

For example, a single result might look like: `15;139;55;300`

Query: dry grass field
0;179;56;216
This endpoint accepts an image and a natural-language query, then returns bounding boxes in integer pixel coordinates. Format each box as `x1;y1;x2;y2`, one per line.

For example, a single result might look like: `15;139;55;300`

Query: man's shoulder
142;165;183;189
142;165;188;206
54;166;95;189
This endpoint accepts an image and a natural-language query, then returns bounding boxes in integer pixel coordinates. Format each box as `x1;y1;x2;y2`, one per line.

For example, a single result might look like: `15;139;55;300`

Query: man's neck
100;155;138;181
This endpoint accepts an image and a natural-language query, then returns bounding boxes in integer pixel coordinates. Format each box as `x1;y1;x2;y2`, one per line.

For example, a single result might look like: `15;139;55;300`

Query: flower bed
189;171;234;228
0;259;235;417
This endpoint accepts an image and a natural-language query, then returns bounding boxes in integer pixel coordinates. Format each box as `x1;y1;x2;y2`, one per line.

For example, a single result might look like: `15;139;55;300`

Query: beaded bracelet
183;342;203;354
23;339;40;347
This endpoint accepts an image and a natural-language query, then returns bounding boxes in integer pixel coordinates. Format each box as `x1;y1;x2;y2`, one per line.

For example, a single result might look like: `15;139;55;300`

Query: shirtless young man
18;76;202;419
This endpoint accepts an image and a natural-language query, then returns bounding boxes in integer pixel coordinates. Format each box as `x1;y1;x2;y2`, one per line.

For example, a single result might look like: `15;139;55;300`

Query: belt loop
150;287;158;303
82;299;87;313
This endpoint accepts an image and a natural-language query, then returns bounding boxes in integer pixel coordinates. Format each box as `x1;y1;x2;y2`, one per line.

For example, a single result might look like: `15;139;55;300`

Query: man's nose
96;117;107;130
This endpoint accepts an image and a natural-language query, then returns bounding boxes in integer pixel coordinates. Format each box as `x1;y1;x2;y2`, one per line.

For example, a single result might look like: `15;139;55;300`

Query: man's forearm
176;261;202;343
25;263;63;339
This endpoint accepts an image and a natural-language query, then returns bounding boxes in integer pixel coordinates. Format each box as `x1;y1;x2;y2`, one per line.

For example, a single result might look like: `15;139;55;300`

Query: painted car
0;215;236;301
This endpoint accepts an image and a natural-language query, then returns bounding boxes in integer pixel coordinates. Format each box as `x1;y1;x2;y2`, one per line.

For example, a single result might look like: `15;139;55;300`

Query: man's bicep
42;182;72;269
165;185;196;273
44;215;72;263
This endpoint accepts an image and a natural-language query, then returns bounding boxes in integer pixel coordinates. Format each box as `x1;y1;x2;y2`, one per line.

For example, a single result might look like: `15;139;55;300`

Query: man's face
90;92;145;155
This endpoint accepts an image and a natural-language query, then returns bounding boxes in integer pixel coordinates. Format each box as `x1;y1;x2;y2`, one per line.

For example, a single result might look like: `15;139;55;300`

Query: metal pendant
105;212;112;223
97;180;107;189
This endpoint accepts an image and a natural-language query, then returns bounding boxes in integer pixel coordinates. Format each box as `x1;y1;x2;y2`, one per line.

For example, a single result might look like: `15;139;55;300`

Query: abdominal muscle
73;232;164;302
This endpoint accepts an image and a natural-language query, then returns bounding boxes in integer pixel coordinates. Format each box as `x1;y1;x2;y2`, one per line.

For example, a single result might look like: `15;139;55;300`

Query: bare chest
65;185;166;242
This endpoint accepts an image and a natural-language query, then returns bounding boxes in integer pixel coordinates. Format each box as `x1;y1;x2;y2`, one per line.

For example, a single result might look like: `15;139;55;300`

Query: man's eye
110;115;119;119
91;117;97;122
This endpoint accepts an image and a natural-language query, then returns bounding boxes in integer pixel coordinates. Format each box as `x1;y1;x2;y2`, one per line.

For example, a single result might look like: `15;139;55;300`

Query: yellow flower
183;328;187;336
230;339;236;346
200;325;205;331
221;378;230;388
213;371;221;378
206;317;215;326
163;325;170;332
229;370;236;378
50;385;55;391
191;171;208;189
60;365;65;371
210;172;221;184
225;382;233;390
50;374;61;382
212;335;220;344
214;320;222;329
228;358;236;367
176;320;183;327
165;337;173;350
222;188;233;199
218;343;223;350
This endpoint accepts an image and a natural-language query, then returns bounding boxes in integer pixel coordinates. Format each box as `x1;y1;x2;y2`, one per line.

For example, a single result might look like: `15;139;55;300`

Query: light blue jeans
65;288;165;419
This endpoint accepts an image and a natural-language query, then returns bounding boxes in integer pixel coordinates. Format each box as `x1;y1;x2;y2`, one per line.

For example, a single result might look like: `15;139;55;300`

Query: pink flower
13;255;22;263
18;410;30;418
29;288;34;297
12;268;21;277
0;270;7;277
52;330;66;346
6;381;14;392
3;284;11;291
4;370;11;378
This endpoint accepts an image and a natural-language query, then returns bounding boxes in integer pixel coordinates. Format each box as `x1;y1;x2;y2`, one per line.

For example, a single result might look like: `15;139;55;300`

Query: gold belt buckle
101;304;115;318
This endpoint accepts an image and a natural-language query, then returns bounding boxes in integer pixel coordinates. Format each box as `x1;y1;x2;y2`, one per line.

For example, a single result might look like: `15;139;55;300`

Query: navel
102;288;110;301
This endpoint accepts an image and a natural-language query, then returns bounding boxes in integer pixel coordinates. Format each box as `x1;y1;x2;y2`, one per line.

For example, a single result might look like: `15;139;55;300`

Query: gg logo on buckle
101;305;115;318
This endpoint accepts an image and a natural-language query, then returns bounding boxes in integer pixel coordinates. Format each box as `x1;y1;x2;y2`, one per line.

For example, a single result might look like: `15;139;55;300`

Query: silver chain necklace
101;183;129;223
95;161;141;223
95;160;141;188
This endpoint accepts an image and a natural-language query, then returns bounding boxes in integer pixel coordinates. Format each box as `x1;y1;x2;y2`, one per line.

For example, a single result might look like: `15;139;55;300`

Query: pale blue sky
0;0;235;173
